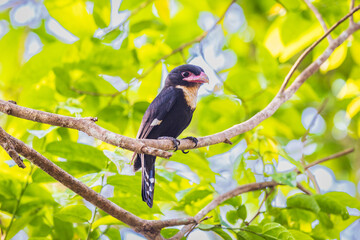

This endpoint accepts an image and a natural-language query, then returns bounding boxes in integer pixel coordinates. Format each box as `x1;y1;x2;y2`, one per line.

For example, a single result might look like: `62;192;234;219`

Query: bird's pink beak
183;72;209;84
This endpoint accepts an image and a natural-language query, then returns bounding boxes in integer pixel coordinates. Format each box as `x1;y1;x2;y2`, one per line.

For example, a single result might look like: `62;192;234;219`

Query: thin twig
1;14;360;157
279;5;360;93
71;86;128;98
138;0;236;79
300;99;328;193
304;0;333;42
86;162;110;240
296;182;312;195
301;148;355;172
246;188;275;225
171;147;355;240
0;100;171;159
4;165;33;240
301;98;328;142
350;0;355;25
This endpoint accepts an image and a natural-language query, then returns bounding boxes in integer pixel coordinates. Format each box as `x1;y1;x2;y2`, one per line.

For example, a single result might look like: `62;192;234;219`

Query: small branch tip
224;138;233;145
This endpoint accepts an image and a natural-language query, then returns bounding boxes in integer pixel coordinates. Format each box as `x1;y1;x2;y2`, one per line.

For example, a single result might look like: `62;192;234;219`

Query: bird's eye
181;72;190;78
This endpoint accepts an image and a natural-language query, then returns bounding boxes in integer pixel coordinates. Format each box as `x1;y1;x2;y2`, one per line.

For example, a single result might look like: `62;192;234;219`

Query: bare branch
301;148;355;172
300;99;328;193
296;182;313;195
0;127;25;168
0;100;171;159
70;85;129;97
301;98;328;142
0;124;353;240
172;147;354;239
138;0;236;79
0;127;168;240
246;188;275;225
170;181;279;240
304;0;333;42
279;5;360;93
351;0;355;25
0;9;359;163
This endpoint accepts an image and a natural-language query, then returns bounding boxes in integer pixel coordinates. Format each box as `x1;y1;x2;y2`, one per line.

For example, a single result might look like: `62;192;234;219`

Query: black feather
133;64;207;207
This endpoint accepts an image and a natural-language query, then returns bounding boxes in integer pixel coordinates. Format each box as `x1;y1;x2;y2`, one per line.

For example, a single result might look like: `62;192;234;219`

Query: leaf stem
86;161;110;240
4;164;33;240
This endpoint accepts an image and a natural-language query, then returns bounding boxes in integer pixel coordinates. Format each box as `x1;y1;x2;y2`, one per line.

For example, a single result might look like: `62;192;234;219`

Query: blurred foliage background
0;0;360;239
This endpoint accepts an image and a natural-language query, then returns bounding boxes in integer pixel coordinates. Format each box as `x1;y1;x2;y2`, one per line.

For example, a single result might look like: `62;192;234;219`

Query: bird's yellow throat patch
176;85;201;110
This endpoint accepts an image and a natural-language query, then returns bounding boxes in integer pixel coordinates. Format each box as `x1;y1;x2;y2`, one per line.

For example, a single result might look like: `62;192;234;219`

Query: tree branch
171;147;354;239
0;124;353;239
0;7;359;163
0;126;168;240
296;182;313;195
170;181;279;240
279;5;360;93
246;188;275;225
304;0;333;42
0;100;171;159
300;148;355;173
0;127;25;168
350;0;355;25
1;22;360;158
0;3;358;240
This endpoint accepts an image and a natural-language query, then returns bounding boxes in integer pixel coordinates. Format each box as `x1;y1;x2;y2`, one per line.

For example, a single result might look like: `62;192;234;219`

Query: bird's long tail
140;154;156;208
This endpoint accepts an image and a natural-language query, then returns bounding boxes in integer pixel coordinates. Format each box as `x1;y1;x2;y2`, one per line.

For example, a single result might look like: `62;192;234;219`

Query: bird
132;64;209;208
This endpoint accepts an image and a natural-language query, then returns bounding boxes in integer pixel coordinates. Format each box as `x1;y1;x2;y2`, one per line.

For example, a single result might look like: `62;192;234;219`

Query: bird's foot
181;136;198;154
182;136;198;147
158;136;180;151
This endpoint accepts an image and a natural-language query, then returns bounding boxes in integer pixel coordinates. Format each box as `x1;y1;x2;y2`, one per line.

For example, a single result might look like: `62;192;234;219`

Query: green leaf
237;230;265;240
53;67;79;97
222;196;242;208
314;194;349;220
262;222;295;240
105;228;121;240
161;228;180;238
323;192;360;210
212;227;235;240
27;126;59;139
93;0;110;28
288;230;313;240
6;208;40;239
278;148;304;173
318;212;334;229
97;105;129;133
131;20;166;33
32;168;56;183
226;210;238;225
155;0;170;24
108;173;176;202
101;29;122;43
271;171;297;187
92;215;123;230
55;205;92;223
53;217;74;240
46;141;107;170
198;224;220;230
237;205;247;220
287;194;320;213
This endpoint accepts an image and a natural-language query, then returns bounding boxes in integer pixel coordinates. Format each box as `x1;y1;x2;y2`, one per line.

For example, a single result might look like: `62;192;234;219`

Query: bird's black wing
136;86;180;140
133;86;181;208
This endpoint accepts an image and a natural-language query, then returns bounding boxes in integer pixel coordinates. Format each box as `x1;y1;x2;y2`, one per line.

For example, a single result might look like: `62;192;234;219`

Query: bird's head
165;64;209;87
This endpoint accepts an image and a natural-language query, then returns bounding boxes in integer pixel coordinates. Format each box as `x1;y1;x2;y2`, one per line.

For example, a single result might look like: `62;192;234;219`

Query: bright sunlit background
1;0;360;239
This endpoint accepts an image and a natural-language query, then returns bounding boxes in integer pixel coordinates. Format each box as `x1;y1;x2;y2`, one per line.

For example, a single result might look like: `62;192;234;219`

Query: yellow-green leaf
155;0;170;24
347;96;360;118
